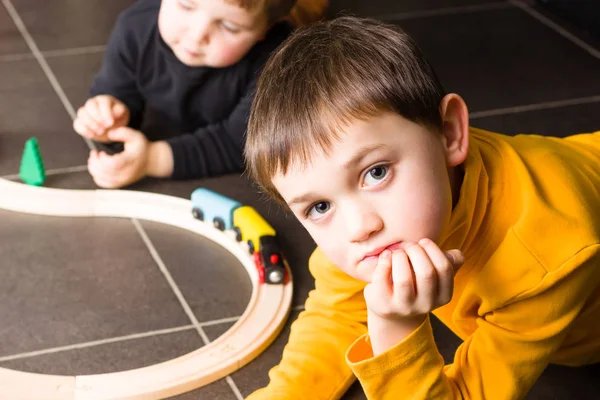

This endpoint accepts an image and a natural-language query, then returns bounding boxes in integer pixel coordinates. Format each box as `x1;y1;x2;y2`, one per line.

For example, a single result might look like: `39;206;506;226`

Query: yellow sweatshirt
247;128;600;400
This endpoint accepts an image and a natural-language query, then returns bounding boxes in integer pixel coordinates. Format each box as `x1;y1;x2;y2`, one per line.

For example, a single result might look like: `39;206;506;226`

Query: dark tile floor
1;0;599;399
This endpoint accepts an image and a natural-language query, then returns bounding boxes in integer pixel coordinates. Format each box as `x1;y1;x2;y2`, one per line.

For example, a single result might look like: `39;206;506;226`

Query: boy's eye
177;0;195;10
307;201;330;219
363;165;388;187
220;21;241;33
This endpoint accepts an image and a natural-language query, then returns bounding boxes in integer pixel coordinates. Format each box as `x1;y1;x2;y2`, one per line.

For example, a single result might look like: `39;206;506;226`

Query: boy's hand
365;239;463;319
364;239;464;355
74;95;130;142
87;127;149;188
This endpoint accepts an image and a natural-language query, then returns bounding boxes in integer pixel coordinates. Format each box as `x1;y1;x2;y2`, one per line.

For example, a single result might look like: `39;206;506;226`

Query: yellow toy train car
190;188;289;284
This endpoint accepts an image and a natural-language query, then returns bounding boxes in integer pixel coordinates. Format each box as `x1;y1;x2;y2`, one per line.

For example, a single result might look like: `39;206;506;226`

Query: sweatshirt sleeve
166;79;254;179
90;13;145;130
346;245;600;400
247;247;369;400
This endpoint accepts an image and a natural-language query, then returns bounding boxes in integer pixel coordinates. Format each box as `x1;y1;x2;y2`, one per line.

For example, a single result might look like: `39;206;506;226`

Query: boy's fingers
390;249;415;301
82;101;106;134
75;107;96;134
112;101;127;119
404;243;437;303
89;154;121;189
369;250;394;300
73;118;94;138
419;238;457;272
97;97;115;127
372;249;392;284
107;126;137;143
98;151;127;171
444;249;464;269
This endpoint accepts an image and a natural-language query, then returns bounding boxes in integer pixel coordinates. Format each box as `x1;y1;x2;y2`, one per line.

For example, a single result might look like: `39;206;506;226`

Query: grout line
470;95;600;119
1;165;89;180
0;316;244;363
1;0;95;151
226;376;245;400
375;1;511;21
0;45;106;63
0;51;34;62
132;218;244;399
200;315;240;327
131;219;203;330
509;0;600;60
0;325;195;362
41;45;106;58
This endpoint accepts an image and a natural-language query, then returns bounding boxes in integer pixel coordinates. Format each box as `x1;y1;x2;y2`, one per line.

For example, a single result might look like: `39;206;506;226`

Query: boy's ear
439;94;469;167
257;23;273;41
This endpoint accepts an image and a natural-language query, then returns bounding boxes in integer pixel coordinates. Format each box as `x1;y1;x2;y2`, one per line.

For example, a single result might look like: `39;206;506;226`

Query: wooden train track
0;178;293;399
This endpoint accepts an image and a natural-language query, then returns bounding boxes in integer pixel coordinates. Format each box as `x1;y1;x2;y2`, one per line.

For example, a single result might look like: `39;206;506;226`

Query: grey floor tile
47;51;104;114
472;101;600;138
527;363;600;400
25;169;96;190
393;6;600;113
167;322;257;399
329;0;504;18
0;4;29;55
0;210;191;355
9;0;136;51
219;311;297;398
0;328;202;375
139;219;254;323
0;328;238;399
131;175;317;307
214;310;369;399
202;320;236;343
0;59;89;176
534;0;600;46
169;381;240;400
430;315;463;364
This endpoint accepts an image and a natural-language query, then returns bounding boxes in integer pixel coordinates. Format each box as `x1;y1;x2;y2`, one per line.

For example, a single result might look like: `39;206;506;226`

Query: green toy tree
19;137;46;186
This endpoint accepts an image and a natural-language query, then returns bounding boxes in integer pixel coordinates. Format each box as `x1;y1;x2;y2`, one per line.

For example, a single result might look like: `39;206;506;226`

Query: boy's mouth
183;47;203;58
360;242;404;262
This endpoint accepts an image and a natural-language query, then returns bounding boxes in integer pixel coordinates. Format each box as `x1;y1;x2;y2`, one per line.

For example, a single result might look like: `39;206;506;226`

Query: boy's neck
450;164;464;210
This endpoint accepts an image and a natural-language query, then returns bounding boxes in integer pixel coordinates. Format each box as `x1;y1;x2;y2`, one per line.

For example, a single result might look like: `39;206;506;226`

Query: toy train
190;188;289;285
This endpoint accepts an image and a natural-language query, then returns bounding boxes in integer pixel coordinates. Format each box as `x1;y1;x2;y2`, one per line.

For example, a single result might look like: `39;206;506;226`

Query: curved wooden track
0;178;293;399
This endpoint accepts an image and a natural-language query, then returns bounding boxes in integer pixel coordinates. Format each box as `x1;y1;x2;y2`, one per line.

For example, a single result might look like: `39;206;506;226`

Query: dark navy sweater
90;0;292;179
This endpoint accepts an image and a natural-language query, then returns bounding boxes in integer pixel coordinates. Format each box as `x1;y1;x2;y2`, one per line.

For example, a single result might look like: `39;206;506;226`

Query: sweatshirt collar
440;131;490;256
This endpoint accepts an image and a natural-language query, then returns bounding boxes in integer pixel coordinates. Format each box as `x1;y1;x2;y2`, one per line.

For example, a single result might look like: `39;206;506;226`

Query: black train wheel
192;207;204;221
213;217;225;231
247;239;255;255
233;227;242;242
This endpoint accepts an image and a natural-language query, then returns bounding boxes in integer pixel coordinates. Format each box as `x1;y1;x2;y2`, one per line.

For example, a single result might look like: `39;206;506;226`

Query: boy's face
158;0;270;67
272;112;456;283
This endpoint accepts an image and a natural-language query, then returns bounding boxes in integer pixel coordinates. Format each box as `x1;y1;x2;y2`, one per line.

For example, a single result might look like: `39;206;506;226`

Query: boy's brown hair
227;0;328;25
245;16;447;203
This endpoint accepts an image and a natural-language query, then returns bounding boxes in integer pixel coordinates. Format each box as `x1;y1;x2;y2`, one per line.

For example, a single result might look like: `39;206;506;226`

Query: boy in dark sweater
73;0;323;188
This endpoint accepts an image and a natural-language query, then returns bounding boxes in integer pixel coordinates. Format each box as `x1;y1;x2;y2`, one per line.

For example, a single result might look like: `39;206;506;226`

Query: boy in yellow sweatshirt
244;16;600;400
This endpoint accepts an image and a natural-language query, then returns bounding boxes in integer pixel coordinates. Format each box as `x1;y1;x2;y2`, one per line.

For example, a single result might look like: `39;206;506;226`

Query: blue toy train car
190;188;289;285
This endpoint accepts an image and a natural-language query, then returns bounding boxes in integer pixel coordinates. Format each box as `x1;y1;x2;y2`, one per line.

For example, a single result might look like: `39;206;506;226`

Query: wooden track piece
0;178;293;400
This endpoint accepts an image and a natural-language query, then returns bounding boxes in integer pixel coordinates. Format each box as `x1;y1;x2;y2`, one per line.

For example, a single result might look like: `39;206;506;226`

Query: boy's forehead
221;0;268;20
271;112;421;189
173;0;267;24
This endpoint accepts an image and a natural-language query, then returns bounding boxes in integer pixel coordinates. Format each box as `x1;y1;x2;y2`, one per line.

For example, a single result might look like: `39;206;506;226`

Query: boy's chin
351;259;378;283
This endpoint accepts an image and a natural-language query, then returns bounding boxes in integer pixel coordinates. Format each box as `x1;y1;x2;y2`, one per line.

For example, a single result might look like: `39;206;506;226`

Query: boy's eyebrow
342;144;386;169
287;144;387;207
288;193;314;207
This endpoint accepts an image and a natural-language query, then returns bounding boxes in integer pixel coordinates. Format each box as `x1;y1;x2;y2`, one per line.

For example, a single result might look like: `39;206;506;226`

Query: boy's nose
190;18;212;44
345;205;383;243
